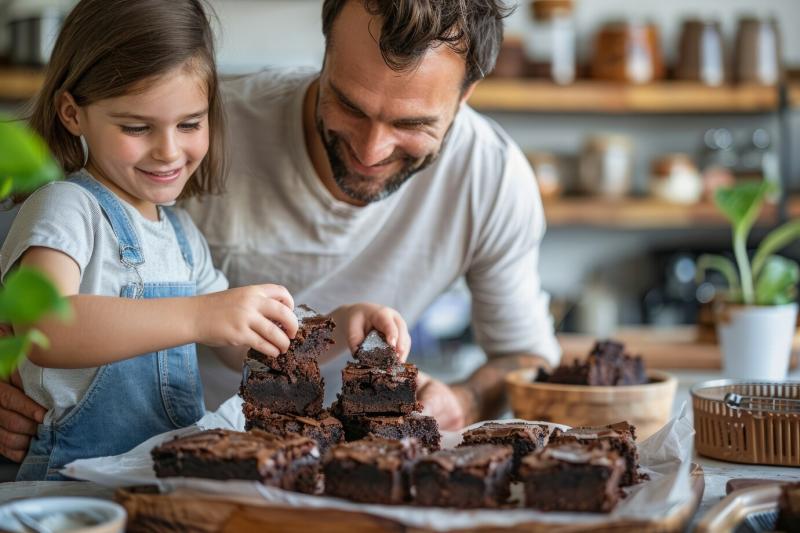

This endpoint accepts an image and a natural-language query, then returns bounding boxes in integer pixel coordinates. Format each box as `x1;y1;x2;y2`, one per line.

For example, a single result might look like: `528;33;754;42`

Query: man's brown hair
26;0;226;200
321;0;513;90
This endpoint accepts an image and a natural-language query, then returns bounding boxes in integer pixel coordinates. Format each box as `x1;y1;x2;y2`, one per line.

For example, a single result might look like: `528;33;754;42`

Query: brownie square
459;422;550;476
412;444;513;508
353;330;398;368
338;362;420;415
519;440;624;513
240;356;324;416
777;482;800;532
243;402;344;453
541;340;647;386
151;429;320;492
549;421;643;486
323;437;420;505
248;304;336;370
333;406;441;451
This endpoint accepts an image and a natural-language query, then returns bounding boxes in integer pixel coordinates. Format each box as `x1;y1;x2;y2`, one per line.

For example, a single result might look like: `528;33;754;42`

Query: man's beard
316;118;440;204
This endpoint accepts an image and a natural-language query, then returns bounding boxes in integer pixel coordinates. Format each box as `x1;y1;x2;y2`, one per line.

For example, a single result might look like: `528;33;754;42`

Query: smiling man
0;0;561;463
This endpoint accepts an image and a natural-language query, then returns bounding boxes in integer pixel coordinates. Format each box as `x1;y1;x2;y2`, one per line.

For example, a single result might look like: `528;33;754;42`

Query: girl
2;0;410;480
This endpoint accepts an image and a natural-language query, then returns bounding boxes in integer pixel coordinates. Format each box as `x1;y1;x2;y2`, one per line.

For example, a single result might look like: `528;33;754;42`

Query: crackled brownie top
462;422;550;443
325;436;419;470
553;421;637;442
152;429;315;464
293;304;335;339
419;444;512;475
243;404;340;428
522;441;621;469
353;330;398;367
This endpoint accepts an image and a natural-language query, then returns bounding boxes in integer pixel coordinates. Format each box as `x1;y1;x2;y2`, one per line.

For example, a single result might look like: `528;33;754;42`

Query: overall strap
161;207;195;269
67;174;145;267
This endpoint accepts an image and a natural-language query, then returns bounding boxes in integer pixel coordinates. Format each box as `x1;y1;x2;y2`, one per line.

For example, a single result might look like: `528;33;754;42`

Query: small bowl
0;497;126;533
505;369;677;440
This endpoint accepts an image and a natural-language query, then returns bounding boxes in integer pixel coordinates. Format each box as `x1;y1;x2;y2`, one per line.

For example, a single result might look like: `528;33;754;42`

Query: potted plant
0;119;70;377
697;182;800;380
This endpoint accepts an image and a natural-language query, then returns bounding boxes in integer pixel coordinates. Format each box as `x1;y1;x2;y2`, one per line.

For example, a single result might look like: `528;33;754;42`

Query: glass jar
525;0;576;85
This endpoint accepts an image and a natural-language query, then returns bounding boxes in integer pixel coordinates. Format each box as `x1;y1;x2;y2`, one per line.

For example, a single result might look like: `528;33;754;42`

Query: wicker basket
691;379;800;466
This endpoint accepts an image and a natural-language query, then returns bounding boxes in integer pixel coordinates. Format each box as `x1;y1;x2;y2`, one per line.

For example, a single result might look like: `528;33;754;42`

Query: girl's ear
57;91;83;136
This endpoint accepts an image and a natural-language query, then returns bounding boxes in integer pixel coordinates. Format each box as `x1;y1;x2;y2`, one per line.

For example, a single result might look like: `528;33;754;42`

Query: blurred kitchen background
1;0;799;379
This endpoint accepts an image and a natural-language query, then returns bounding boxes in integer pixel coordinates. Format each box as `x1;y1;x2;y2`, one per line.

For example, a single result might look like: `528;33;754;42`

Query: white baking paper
63;396;696;531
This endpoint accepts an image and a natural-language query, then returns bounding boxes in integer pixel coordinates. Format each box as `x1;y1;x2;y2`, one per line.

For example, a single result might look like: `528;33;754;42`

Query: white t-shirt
184;68;560;407
0;173;228;423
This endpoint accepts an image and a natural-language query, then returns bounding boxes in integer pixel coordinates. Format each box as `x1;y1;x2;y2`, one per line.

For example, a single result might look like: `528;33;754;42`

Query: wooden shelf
558;325;800;370
470;79;791;114
543;196;800;229
0;67;44;101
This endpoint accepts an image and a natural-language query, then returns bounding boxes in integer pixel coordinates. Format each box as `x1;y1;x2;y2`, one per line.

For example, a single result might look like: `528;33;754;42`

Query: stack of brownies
240;305;344;453
332;330;441;451
538;340;648;386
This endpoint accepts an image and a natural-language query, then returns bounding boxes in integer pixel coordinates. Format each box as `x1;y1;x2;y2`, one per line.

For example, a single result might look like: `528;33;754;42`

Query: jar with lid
525;0;576;85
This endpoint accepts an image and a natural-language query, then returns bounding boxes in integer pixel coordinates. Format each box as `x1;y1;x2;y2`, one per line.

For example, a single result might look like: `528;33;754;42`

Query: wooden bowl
505;369;677;440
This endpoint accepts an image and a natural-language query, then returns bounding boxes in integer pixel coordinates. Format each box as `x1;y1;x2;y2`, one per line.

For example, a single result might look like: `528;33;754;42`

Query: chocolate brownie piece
549;421;643;486
248;304;336;370
243;403;344;453
459;422;550;476
412;444;513;508
519;440;624;513
151;429;320;492
776;482;800;532
323;437;420;504
333;406;441;451
338;362;420;415
353;330;398;368
240;357;324;416
542;340;647;386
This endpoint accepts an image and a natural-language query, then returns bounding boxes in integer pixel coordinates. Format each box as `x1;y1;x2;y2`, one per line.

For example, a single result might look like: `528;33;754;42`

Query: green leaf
752;219;800;280
0;267;72;325
0;336;28;380
754;255;799;305
0;176;13;199
696;254;741;290
27;328;50;350
713;182;773;227
0;119;62;194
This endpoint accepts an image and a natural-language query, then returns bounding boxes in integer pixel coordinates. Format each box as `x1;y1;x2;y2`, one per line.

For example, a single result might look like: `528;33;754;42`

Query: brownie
353;330;398;368
240;356;324;416
549;421;643;486
776;482;800;532
243;403;344;453
338;362;420;415
541;340;647;386
323;437;420;505
333;406;441;451
412;444;513;508
151;429;320;493
459;422;550;476
248;304;336;370
519;440;625;513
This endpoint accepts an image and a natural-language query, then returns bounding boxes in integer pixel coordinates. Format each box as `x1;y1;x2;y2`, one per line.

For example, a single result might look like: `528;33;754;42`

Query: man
0;0;560;463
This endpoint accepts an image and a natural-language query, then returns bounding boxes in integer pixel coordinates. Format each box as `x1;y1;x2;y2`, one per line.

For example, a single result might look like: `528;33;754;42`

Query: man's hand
0;371;45;462
418;371;473;430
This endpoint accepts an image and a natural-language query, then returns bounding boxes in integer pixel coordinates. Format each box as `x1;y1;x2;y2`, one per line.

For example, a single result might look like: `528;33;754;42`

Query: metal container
691;379;800;466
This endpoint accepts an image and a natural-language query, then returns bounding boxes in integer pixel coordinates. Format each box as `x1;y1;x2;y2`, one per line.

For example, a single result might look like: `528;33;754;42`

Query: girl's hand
194;284;298;357
337;303;411;361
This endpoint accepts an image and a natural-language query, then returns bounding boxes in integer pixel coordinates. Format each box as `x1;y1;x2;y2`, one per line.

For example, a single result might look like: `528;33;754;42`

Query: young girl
2;0;410;481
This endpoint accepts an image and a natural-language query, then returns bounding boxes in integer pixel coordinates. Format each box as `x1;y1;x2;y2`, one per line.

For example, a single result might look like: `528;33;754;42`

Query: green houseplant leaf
0;267;72;324
0;329;49;379
696;254;741;293
754;255;799;305
752;219;800;280
0;120;62;193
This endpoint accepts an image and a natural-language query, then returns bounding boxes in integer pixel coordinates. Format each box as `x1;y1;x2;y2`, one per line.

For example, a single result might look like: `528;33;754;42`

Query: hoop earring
80;135;89;167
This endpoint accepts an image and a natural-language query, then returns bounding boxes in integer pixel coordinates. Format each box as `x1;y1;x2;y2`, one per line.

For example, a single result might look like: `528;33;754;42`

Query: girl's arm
18;247;298;369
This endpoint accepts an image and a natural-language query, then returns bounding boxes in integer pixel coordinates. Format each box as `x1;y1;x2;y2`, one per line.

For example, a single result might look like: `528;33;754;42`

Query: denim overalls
16;175;205;480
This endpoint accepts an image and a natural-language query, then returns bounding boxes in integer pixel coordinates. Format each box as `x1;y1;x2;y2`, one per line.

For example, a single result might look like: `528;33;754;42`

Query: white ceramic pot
717;303;798;380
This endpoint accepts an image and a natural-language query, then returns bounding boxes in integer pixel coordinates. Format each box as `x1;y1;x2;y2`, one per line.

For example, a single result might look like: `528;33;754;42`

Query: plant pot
716;303;798;380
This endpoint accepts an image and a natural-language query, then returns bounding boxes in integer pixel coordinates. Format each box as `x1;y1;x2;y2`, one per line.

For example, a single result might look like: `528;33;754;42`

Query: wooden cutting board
117;463;704;533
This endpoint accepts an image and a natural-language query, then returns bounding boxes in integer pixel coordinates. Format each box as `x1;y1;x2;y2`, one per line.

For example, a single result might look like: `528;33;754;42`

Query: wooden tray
116;464;705;533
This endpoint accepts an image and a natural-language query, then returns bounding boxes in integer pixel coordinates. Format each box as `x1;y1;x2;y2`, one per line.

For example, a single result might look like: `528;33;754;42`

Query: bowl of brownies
506;340;677;439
